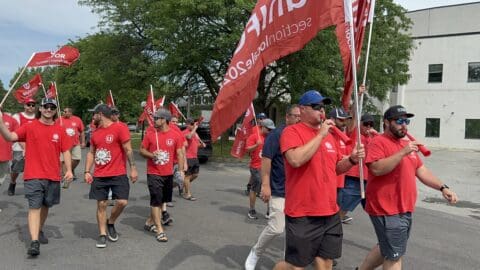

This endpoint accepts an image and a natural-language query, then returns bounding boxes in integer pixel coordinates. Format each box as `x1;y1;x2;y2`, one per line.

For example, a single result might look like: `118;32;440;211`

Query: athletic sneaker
247;209;258;219
107;220;119;242
7;183;16;196
96;235;107;248
161;211;173;225
244;248;259;270
39;231;48;244
341;215;353;224
27;240;40;256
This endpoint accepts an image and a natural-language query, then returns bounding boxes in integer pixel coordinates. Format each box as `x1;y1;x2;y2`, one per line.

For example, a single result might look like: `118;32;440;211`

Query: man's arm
122;140;138;183
185;124;198;139
336;144;365;175
368;142;419;176
0;114;18;142
80;130;86;148
139;145;155;159
416;165;458;203
84;145;95;183
260;157;272;203
62;150;74;182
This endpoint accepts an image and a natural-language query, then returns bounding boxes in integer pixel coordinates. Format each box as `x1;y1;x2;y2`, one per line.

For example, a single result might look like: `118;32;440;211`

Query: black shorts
186;158;200;176
147;174;173;206
249;168;261;194
285;213;343;267
89;175;130;201
11;151;24;173
24;179;61;209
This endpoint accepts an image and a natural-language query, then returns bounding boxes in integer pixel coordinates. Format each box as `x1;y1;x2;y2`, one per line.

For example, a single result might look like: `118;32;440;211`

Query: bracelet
348;156;358;165
84;171;91;174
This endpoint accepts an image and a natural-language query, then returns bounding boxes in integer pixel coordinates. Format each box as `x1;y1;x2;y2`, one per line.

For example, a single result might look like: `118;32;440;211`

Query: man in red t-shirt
0;112;18;187
140;109;184;242
84;104;138;249
59;107;85;182
9;97;37;196
274;90;364;270
182;118;205;201
245;118;274;220
357;105;458;270
168;116;187;204
0;98;73;257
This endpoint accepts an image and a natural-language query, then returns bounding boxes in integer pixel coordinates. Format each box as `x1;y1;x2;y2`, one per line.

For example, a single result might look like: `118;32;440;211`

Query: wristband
84;171;91;174
348;156;358;165
439;184;449;192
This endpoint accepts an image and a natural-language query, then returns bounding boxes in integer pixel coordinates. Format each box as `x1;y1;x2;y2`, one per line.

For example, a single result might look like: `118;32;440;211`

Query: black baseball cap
328;108;351;119
89;104;112;116
361;114;375;123
383;105;414;120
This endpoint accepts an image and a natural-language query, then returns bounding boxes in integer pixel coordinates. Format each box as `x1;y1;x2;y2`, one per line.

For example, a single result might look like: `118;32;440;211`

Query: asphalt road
0;149;478;270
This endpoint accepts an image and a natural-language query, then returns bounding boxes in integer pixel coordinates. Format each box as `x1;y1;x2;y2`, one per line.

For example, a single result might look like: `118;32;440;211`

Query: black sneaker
161;212;173;225
27;240;40;256
7;183;16;196
96;235;107;248
247;209;258;219
38;231;48;244
106;220;118;242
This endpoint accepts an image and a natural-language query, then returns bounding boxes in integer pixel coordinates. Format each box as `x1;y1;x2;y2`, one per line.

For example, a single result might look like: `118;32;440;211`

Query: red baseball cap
24;98;36;104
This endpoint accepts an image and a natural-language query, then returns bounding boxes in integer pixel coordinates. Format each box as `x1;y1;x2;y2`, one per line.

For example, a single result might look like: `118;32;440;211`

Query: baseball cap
261;118;276;130
154;109;172;121
256;113;267;119
361;114;375;123
383;105;414;120
41;98;57;107
111;107;120;115
24;98;36;104
298;90;332;106
329;108;351;119
186;118;195;125
89;104;112;116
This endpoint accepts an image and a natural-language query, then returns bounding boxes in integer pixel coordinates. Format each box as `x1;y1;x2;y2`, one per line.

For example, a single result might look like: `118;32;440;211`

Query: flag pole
346;0;365;199
150;85;159;151
359;0;376;114
109;90;115;107
0;53;35;108
40;83;48;97
54;82;63;126
171;102;187;121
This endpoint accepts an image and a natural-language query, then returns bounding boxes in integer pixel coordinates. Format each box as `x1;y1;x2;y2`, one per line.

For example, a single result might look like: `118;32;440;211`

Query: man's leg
183;175;192;197
358;245;384;270
96;200;108;236
314;257;334;270
39;206;49;230
383;258;402;270
28;208;41;241
273;261;304;270
108;199;128;223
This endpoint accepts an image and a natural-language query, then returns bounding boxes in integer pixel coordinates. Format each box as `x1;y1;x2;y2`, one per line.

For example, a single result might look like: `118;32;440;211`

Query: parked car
127;122;138;132
179;121;213;163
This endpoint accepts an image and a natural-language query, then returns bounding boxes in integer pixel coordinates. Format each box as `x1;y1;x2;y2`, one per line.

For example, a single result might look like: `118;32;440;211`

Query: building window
428;64;443;83
425;118;440;138
465;119;480;139
468;62;480;82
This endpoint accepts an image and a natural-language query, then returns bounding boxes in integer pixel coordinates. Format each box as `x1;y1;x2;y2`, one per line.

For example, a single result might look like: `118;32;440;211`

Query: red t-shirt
58;115;84;146
365;133;423;216
183;129;200;159
246;132;265;169
345;128;377;180
331;131;348;188
280;123;342;217
169;124;186;163
142;128;183;176
91;122;131;177
0;114;19;161
15;120;71;181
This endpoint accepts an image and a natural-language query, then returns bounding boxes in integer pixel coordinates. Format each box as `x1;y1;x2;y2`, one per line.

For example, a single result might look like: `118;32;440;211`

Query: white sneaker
245;248;259;270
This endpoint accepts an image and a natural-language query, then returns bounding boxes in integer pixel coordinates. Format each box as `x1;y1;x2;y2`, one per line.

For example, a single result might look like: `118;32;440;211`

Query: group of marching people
243;88;458;270
0;98;204;256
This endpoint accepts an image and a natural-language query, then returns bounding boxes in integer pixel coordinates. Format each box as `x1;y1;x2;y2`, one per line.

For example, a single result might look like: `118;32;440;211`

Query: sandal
156;232;168;242
183;195;197;201
144;224;158;233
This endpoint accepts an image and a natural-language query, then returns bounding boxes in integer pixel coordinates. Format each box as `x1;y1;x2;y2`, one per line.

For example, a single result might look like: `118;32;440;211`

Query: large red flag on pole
230;103;256;158
26;45;80;67
169;102;186;120
13;74;43;103
210;0;344;141
46;82;57;99
335;0;373;110
106;90;115;107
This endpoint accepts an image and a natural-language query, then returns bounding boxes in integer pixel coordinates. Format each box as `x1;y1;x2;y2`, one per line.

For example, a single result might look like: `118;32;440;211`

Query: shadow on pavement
70;221;99;241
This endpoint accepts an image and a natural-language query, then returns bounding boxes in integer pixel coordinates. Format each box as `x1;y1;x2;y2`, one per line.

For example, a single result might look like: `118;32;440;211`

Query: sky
0;0;478;89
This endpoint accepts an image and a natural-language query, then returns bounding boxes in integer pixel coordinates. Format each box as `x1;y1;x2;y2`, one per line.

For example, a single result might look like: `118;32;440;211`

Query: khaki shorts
60;145;82;161
0;161;10;185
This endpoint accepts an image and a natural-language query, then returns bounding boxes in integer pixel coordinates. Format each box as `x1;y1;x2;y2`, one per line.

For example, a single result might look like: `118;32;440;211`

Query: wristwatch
439;184;449;192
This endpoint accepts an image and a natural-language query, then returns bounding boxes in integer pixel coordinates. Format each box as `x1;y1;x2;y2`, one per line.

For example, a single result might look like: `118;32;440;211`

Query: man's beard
390;125;406;139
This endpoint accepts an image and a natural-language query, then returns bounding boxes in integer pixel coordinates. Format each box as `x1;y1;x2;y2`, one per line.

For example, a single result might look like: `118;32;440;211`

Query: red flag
230;104;255;158
141;91;156;127
169;102;185;119
336;0;373;110
155;96;165;109
27;45;80;67
106;90;115;107
14;74;43;103
46;82;57;99
210;0;343;141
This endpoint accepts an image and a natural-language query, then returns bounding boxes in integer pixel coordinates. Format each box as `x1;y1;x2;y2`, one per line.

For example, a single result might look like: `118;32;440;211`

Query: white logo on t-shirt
105;135;114;144
95;148;112;165
66;128;75;136
166;139;174;146
52;133;59;142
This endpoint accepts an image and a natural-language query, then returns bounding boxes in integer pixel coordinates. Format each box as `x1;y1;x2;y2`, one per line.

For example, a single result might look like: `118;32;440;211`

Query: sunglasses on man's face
393;118;410;125
362;122;374;127
153;117;165;121
42;105;57;111
25;103;36;107
308;104;325;111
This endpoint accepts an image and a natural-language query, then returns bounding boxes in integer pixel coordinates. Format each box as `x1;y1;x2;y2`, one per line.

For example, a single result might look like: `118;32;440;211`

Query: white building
391;2;480;150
